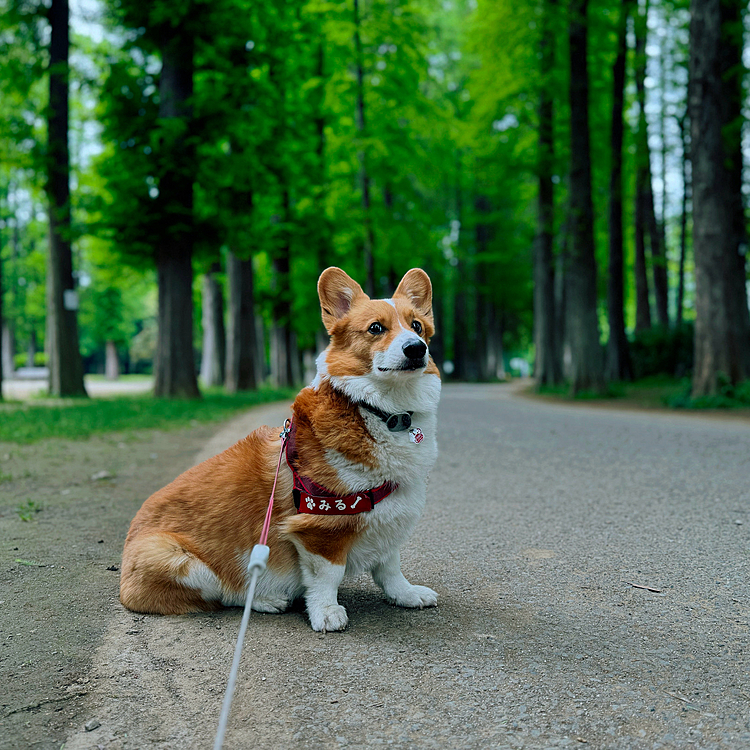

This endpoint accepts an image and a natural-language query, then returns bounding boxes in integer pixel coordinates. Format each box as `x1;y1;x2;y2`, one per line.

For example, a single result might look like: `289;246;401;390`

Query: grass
84;373;154;383
0;387;296;444
535;375;750;412
16;499;42;522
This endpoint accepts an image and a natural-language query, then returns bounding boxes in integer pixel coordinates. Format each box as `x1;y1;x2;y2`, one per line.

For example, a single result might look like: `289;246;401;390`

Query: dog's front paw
309;604;349;632
387;584;438;609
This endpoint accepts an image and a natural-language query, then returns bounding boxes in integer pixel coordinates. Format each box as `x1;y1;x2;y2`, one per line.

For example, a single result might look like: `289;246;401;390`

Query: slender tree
0;232;4;401
634;2;668;328
46;0;86;397
689;0;750;395
270;191;295;388
152;22;200;398
353;0;375;296
633;182;652;331
199;266;225;387
566;0;604;393
605;0;633;381
676;111;689;326
225;251;258;393
533;0;563;387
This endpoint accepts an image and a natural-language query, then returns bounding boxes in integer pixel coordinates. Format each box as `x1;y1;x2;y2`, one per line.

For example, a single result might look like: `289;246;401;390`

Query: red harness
284;420;398;515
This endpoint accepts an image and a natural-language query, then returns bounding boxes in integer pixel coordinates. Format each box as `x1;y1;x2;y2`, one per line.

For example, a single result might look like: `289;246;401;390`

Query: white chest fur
322;401;439;576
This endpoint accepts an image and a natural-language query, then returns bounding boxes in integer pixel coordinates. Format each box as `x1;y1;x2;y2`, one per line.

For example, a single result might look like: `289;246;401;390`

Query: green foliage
0;0;711;387
629;323;694;379
669;375;750;409
0;387;295;443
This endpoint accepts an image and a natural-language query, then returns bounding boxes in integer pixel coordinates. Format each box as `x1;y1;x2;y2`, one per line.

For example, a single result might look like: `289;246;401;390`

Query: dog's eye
411;320;423;335
368;322;386;335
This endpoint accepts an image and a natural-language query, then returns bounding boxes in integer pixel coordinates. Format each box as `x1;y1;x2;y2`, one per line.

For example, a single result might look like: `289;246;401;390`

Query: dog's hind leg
120;532;222;615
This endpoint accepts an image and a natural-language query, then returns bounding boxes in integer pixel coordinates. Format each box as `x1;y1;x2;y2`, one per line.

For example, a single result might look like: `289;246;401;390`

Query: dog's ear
393;268;432;316
318;267;367;332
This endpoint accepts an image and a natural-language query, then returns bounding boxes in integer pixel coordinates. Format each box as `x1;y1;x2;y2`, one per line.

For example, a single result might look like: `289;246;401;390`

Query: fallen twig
622;581;663;593
664;691;699;710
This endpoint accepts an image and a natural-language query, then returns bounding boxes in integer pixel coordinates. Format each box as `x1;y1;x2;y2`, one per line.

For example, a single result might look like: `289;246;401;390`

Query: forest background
0;0;749;402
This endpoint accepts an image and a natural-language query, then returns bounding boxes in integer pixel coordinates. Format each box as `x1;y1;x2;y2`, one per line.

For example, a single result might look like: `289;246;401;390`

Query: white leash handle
213;544;269;750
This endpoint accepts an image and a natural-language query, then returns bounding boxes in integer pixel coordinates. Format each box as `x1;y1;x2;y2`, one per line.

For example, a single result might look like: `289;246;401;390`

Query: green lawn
0;387;296;444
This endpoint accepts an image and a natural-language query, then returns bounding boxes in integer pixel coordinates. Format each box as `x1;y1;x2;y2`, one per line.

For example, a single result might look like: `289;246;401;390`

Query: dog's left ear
394;269;432;316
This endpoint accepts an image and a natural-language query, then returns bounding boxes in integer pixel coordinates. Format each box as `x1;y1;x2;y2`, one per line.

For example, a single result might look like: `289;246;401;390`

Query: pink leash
214;417;292;750
259;417;292;545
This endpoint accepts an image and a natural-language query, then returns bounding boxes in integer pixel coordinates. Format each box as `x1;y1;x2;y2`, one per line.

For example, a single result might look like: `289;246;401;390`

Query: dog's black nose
402;340;427;360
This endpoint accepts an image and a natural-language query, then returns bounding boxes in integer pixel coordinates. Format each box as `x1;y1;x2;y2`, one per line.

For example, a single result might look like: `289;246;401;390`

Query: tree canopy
0;0;747;397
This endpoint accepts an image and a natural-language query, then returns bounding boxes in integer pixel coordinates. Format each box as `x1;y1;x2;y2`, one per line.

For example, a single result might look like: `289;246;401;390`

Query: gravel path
20;384;750;748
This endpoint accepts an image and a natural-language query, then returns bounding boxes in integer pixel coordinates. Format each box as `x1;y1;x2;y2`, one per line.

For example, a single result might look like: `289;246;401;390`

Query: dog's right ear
318;267;368;333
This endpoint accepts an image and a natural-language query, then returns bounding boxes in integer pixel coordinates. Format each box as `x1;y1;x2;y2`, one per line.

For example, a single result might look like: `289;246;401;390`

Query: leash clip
280;418;292;441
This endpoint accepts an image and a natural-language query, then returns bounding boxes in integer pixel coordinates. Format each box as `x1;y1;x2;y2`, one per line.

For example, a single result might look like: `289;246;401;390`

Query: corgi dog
120;267;441;632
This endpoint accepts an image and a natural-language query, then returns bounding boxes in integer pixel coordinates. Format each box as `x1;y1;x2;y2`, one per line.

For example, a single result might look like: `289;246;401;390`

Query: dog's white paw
387;584;438;609
309;604;349;632
252;597;290;614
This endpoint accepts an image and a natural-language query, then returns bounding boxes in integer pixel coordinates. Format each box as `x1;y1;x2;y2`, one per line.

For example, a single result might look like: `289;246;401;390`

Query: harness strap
285;419;398;515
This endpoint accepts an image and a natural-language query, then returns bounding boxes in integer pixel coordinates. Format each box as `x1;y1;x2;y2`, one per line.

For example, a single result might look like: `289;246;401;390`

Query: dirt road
2;384;750;749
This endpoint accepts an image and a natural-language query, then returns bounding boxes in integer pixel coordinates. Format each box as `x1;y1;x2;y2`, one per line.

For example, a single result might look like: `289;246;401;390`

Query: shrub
629;323;693;380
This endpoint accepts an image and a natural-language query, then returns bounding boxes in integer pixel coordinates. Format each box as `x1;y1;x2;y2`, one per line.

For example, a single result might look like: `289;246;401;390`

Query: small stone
84;719;101;732
90;470;113;481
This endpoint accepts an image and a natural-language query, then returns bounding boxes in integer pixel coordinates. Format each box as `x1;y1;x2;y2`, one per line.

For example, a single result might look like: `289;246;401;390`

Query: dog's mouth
378;360;426;373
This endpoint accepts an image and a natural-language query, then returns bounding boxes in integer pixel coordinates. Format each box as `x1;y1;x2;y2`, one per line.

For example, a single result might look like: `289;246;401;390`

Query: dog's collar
284;420;398;515
358;401;414;432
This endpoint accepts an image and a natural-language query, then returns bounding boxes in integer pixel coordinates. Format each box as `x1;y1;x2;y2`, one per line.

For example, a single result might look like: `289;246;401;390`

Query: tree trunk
566;0;604;394
634;4;669;328
676;112;690;326
314;41;330;275
605;0;633;381
659;33;669;291
2;323;14;381
0;250;3;401
534;0;563;387
689;0;750;395
634;180;652;331
453;284;469;380
555;228;569;378
483;301;506;381
225;251;258;393
105;340;119;380
647;181;669;327
153;25;199;398
475;196;496;382
453;190;478;381
353;0;375;296
271;222;294;388
200;269;226;387
27;329;36;368
46;0;87;398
